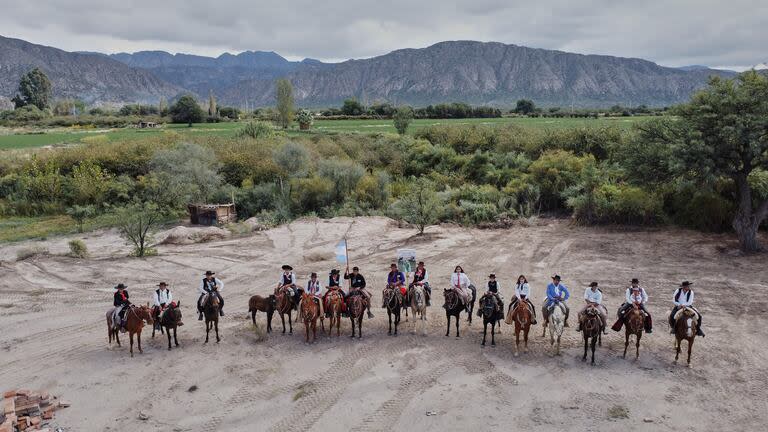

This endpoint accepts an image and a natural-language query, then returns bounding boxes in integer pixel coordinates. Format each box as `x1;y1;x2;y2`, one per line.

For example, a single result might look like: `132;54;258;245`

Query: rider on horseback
153;282;182;329
409;261;431;306
113;283;131;331
508;275;537;325
198;271;224;320
449;265;473;312
577;282;607;334
276;265;301;311
478;273;504;318
323;269;346;317
544;275;570;327
669;281;704;336
383;263;406;307
615;278;652;333
301;272;325;318
345;266;374;319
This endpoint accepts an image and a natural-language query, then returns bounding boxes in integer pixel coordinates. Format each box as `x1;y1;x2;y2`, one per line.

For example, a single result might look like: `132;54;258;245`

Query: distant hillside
0;35;183;105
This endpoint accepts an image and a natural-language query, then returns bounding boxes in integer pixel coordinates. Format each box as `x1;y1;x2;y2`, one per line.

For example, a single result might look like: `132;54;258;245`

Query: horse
202;293;220;344
152;301;182;351
275;287;295;334
510;302;532;356
383;285;403;336
674;307;698;367
443;289;467;337
479;293;502;346
623;304;644;360
106;303;153;357
347;294;365;339
326;290;344;337
300;292;324;343
409;284;428;335
542;303;565;355
581;306;602;365
248;294;276;332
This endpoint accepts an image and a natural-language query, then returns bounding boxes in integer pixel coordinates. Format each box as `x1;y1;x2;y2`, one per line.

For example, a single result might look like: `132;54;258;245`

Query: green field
0;116;648;150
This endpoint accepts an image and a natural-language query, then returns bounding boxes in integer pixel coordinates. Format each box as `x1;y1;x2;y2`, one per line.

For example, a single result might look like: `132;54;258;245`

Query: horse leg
305;319;310;343
524;327;529;353
446;313;450;337
167;327;172;350
591;336;597;365
623;331;629;358
583;335;588;361
635;332;641;359
514;328;520;356
137;331;143;354
358;317;363;339
674;338;680;364
288;311;293;334
152;322;156;338
129;332;134;358
215;320;220;343
388;310;392;335
267;311;273;333
455;313;460;337
482;321;487;346
556;335;561;356
350;316;356;338
393;311;399;336
251;310;256;325
281;312;286;334
205;320;210;344
115;330;120;347
491;321;495;346
687;339;693;367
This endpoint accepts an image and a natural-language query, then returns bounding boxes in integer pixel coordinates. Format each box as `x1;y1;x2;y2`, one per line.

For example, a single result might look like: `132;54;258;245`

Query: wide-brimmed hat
589;282;598;287
282;265;293;271
352;266;359;271
115;283;127;289
330;269;340;275
157;282;168;287
631;278;639;284
681;281;693;287
310;272;317;278
418;261;425;266
489;273;496;278
204;271;215;276
390;263;397;268
552;274;561;280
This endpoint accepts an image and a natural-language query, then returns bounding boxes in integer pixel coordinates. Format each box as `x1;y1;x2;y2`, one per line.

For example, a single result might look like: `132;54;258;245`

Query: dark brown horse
510;302;532;356
347;294;365;339
275;288;295;334
623;304;644;360
674;307;698;367
203;293;220;343
327;290;344;337
106;303;154;357
300;293;324;343
479;293;501;346
248;294;276;332
443;289;467;337
582;306;602;365
383;285;403;336
152;302;182;350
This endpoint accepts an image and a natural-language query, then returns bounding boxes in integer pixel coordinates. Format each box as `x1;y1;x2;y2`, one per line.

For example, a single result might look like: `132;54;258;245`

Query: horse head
138;304;154;324
412;285;424;307
481;294;496;317
268;294;277;307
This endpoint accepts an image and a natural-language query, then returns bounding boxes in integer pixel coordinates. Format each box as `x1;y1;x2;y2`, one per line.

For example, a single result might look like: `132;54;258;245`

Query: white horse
410;285;428;335
543;304;565;356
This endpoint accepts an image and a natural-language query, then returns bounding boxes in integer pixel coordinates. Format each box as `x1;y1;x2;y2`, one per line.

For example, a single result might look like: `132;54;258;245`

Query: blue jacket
387;271;406;286
546;283;570;304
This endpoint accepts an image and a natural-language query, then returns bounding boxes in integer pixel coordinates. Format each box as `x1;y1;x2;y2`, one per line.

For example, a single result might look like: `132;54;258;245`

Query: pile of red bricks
1;389;69;432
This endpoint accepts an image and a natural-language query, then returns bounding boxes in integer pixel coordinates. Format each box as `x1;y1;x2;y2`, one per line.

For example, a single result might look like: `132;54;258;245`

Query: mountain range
0;35;744;108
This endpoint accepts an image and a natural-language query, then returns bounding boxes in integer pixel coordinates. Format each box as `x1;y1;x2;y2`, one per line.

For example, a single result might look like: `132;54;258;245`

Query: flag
335;239;347;264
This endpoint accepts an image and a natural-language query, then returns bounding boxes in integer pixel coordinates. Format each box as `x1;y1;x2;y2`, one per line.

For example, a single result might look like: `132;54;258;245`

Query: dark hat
352;266;359;271
681;281;693;287
330;269;340;275
631;278;639;284
310;272;317;278
158;282;168;287
205;271;215;276
115;283;127;289
282;265;293;271
390;263;397;268
552;274;561;280
418;261;425;265
489;273;496;278
589;282;598;287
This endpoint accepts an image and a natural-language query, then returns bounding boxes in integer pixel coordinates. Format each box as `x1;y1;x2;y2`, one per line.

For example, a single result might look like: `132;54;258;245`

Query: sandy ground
1;216;767;432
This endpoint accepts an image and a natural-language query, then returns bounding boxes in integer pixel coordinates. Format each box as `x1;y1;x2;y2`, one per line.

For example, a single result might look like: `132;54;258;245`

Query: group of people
109;265;704;337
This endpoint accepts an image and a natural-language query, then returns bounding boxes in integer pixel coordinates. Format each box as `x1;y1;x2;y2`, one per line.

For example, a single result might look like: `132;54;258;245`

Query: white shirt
673;288;694;307
306;279;324;297
278;272;297;286
584;288;603;305
413;269;429;285
451;272;470;290
626;287;648;304
199;277;224;295
153;289;172;307
515;283;530;300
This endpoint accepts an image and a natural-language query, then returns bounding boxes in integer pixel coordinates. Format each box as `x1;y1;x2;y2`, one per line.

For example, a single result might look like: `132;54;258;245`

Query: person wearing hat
384;263;407;308
300;272;325;318
669;281;704;336
577;282;607;334
345;266;374;319
544;275;570;326
409;261;431;306
614;278;652;333
198;271;225;320
507;275;537;325
113;283;131;331
152;282;174;329
449;265;473;312
276;265;301;310
323;269;346;317
478;273;504;321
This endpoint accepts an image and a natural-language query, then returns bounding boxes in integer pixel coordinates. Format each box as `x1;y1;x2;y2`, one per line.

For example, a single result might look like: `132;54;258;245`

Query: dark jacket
344;272;366;289
114;290;130;307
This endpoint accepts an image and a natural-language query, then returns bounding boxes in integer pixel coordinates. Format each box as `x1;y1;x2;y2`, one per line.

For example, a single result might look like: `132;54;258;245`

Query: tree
158;97;168;116
296;109;314;130
116;201;162;257
515;99;535;115
392;106;414;135
13;68;52;110
341;98;364;116
670;71;768;252
208;90;217;117
169;94;204;126
148;142;222;208
396;177;442;234
275;79;294;129
66;205;96;233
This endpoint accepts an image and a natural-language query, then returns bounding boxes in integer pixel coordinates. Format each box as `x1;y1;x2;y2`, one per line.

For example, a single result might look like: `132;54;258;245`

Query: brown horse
327;290;344;337
275;288;295;334
248;294;276;332
581;306;602;365
674;307;698;367
383;286;403;336
203;293;220;343
347;294;365;339
152;302;183;350
510;302;532;356
106;303;154;357
623;304;644;360
300;293;324;343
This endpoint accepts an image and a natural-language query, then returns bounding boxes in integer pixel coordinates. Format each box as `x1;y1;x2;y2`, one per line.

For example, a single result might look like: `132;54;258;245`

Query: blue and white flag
335;239;348;264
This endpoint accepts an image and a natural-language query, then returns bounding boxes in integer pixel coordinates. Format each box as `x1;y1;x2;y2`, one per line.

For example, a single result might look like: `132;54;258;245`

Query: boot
367;308;374;319
198;311;203;321
611;319;623;332
219;308;225;317
576;321;582;332
697;328;705;337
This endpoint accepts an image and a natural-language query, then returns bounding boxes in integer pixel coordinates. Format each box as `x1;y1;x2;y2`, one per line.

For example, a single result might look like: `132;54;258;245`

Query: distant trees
208;90;217;117
341;98;365;116
13;68;52;110
275;79;295;128
218;106;240;120
514;99;535;115
392;106;414;135
169;94;204;126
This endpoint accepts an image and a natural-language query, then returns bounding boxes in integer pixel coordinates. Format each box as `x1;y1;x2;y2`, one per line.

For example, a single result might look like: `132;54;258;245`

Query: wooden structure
137;121;159;128
188;203;237;226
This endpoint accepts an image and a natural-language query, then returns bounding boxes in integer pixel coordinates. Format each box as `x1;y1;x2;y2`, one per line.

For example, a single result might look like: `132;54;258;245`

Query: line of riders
110;264;704;337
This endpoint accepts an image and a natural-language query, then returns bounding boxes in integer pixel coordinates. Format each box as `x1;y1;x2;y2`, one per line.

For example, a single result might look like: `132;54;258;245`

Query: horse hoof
491;343;495;346
168;347;172;351
514;352;519;357
687;363;692;368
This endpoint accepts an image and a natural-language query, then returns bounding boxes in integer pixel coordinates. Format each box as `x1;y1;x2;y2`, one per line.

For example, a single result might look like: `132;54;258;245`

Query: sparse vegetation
67;239;88;258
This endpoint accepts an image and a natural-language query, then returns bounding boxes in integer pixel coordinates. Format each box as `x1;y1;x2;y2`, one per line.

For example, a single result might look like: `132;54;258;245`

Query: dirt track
1;217;766;432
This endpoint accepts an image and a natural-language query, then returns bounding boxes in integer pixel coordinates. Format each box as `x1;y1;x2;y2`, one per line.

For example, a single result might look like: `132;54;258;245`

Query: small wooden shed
137;121;159;128
188;203;237;226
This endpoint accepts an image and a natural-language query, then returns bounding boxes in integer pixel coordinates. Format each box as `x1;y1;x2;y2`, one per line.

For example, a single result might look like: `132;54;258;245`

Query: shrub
318;159;365;201
16;246;49;261
235;183;278;218
115;201;163;257
393;106;414;135
237;121;276;139
66;205;96;232
392;177;442;234
529;150;593;211
291;176;334;214
68;239;88;258
296;109;314;128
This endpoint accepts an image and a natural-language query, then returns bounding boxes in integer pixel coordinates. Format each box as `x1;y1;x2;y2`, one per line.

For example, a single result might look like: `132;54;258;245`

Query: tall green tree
393;106;414;135
396;177;442;234
669;71;768;252
116;201;162;257
275;79;294;129
169;94;204;126
13;68;52;110
514;99;535;115
341;98;364;116
208;90;217;117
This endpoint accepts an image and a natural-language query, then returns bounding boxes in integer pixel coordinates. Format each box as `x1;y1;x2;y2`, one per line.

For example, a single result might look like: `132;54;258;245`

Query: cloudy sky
1;0;765;69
